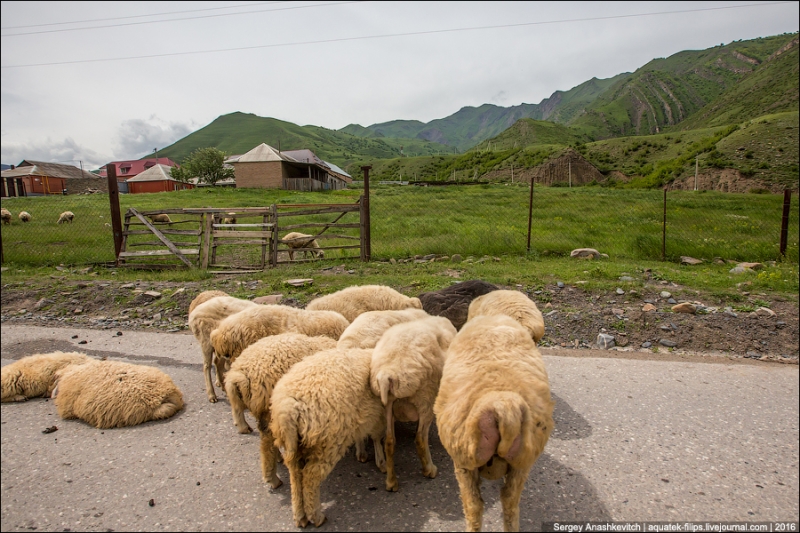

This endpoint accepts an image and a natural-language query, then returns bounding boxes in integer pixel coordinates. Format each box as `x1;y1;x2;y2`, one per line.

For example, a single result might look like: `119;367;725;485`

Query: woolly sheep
337;308;430;350
434;314;554;532
270;348;386;527
306;284;423;323
188;289;229;316
18;211;31;222
224;333;337;488
371;315;457;491
209;305;349;376
188;295;258;403
51;359;184;429
418;279;499;330
57;211;75;224
221;213;237;225
148;213;172;223
1;208;11;225
282;232;324;260
2;351;93;402
467;289;545;342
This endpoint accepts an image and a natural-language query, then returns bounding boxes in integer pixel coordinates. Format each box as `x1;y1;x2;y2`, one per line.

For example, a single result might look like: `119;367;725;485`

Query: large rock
418;280;499;330
672;302;697;314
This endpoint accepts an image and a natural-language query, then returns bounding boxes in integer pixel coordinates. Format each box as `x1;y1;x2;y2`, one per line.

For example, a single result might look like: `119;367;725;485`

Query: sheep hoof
295;516;309;528
208;397;217;403
238;425;253;434
386;479;399;492
311;514;326;527
268;477;283;490
423;464;438;479
11;395;28;402
215;380;221;387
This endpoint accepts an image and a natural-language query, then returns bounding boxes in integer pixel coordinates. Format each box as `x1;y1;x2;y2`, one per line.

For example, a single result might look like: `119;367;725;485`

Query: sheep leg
302;455;339;527
373;435;386;473
202;344;217;403
228;380;253;434
214;357;225;388
286;454;308;527
354;438;368;462
258;416;282;489
455;466;484;532
384;399;398;491
500;465;528;532
415;410;437;479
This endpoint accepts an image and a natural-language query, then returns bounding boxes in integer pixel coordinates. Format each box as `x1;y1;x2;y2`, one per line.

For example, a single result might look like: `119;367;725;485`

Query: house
125;164;195;194
1;160;108;196
227;144;351;191
98;157;179;193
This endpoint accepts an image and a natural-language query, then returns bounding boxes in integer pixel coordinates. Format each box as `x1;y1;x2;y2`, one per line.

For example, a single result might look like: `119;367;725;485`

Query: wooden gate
118;208;203;268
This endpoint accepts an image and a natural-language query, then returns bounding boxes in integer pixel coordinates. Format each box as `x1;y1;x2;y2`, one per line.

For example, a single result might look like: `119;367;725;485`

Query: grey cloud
491;91;508;104
0;137;110;171
114;118;195;160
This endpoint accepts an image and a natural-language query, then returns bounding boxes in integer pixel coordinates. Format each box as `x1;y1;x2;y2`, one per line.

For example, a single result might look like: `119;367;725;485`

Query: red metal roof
98;157;178;178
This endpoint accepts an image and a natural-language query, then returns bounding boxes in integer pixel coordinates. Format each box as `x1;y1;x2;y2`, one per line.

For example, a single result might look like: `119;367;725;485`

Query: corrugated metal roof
233;143;298;163
1;161;101;180
282;149;326;166
125;164;177;182
323;160;352;179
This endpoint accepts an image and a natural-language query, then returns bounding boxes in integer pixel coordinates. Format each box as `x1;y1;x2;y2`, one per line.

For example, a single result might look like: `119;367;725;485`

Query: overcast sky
1;1;798;170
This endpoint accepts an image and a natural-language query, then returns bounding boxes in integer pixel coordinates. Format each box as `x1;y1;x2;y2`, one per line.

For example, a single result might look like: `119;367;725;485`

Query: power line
1;1;363;37
2;1;795;69
0;2;285;30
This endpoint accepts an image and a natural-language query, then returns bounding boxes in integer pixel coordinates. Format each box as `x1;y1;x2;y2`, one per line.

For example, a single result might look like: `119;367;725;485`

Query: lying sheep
224;333;337;488
467;289;545;343
57;211;75;224
306;284;423;323
2;351;93;402
1;208;11;225
282;232;324;260
434;314;554;532
210;305;349;377
337;308;430;350
51;360;184;429
271;347;386;527
188;289;229;316
18;211;31;222
148;213;172;223
371;315;457;491
188;295;258;403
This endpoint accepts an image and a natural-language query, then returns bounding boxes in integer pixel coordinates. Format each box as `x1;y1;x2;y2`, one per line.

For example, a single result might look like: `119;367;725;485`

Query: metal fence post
106;164;123;265
780;189;791;257
662;188;667;262
361;166;371;262
527;177;534;252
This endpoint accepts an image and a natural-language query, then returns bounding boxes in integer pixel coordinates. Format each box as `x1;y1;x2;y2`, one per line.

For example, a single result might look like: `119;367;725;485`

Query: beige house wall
233;161;286;189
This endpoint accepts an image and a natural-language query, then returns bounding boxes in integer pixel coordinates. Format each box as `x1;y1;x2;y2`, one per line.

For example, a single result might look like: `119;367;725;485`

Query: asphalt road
1;324;798;532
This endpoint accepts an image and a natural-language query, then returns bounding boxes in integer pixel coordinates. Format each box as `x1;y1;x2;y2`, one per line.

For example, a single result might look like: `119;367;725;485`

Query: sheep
306;284;423;323
148;213;172;223
434;314;554;532
270;347;386;527
188;289;229;316
467;289;545;343
371;315;457;492
282;232;324;260
1;207;11;225
18;211;31;222
51;359;184;429
418;279;499;330
2;351;93;402
209;305;349;378
188;295;258;403
221;213;237;225
224;333;337;488
57;211;75;224
337;308;430;350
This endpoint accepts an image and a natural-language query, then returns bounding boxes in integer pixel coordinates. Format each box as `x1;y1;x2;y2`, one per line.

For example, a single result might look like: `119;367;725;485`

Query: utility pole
569;158;572;188
154;148;159;164
511;164;514;183
694;156;698;191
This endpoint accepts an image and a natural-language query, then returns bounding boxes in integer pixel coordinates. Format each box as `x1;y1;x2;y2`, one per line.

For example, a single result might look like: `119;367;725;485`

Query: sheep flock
1;282;553;531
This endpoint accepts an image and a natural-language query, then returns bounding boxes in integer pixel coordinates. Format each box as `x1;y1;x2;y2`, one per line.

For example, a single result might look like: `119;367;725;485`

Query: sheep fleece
2;351;92;402
467;289;545;342
306;284;423;323
337;308;430;349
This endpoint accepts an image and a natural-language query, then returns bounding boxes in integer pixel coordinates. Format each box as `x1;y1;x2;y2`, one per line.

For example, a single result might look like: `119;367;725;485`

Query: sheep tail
373;370;395;406
472;391;528;463
273;400;301;462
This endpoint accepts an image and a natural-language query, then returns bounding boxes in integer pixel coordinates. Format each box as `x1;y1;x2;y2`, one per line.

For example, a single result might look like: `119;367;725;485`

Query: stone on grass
680;256;703;265
596;333;615;350
672;303;697;314
642;303;657;312
755;307;776;317
570;248;601;259
658;339;677;348
253;294;282;305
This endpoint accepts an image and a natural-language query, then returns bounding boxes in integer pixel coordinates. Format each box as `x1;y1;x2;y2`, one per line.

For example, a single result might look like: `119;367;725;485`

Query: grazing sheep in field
2;351;93;402
188;289;229;316
337;308;430;350
434;314;554;532
210;305;349;376
57;211;75;224
418;279;499;330
188;295;258;403
306;284;423;323
18;211;31;222
224;334;337;488
1;208;11;225
371;315;457;491
467;289;545;343
282;232;324;260
51;360;184;429
221;213;237;225
148;213;172;223
270;348;386;527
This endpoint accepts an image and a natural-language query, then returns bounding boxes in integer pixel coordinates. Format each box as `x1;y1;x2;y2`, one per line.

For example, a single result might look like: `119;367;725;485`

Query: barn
125;164;195;194
1;160;107;196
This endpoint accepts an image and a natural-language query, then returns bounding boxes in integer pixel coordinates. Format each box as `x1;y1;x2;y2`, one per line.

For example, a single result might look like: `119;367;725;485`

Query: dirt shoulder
1;274;797;365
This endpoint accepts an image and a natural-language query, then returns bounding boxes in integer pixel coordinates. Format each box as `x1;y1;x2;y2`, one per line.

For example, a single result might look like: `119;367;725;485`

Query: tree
171;147;234;186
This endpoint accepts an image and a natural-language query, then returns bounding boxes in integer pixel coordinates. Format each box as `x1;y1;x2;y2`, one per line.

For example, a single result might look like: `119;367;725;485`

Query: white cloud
0;137;110;171
114;117;196;160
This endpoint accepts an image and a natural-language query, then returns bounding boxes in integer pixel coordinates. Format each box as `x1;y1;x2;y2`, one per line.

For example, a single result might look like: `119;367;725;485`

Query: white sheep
282;232;324;260
188;295;258;403
270;347;386;527
57;211;75;224
2;351;93;402
221;213;237;226
371;315;457;491
467;289;545;342
209;305;349;377
434;314;554;532
18;211;31;222
306;284;423;323
1;208;11;225
224;333;337;488
148;213;172;223
188;289;229;316
337;308;430;349
51;359;184;429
